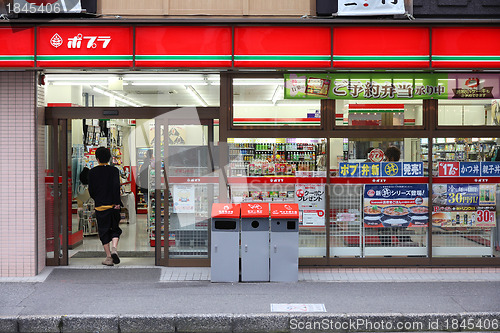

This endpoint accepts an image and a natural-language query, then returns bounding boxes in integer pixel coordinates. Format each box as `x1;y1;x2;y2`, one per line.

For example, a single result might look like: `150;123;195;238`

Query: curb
0;312;499;332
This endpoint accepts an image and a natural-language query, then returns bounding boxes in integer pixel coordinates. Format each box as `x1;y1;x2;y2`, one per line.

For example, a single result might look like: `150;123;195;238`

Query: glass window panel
227;137;327;258
44;73;220;107
330;138;426;176
431;138;499;257
438;99;499;126
233;78;321;127
64;115;219;263
330;138;428;258
67;119;156;261
335;100;423;127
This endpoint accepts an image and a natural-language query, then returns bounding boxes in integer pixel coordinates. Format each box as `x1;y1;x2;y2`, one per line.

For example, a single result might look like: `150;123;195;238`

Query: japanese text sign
438;162;460;177
241;203;270;218
364;184;429;228
482;162;500;177
438;162;500;177
173;185;195;214
295;184;325;226
295;185;325;205
37;26;133;68
339;162;423;177
445;185;479;206
460;162;481;177
285;74;500;100
211;204;240;219
285;74;446;100
338;0;405;16
270;203;300;219
432;184;496;228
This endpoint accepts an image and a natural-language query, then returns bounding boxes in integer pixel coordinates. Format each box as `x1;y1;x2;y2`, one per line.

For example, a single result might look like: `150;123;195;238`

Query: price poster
173;185;195;213
295;184;325;226
431;184;497;228
363;184;429;228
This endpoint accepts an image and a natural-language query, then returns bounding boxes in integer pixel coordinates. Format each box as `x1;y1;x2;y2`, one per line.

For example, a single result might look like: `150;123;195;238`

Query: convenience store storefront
1;23;500;270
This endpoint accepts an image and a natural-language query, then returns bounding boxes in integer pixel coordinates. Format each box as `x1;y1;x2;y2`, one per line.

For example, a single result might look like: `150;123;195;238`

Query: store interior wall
46;85;83;106
233;104;320;121
439;104;489;126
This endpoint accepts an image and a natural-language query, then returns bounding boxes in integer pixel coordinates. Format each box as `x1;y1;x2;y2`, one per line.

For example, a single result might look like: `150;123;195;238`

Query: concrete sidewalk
0;266;499;332
2;266;500;283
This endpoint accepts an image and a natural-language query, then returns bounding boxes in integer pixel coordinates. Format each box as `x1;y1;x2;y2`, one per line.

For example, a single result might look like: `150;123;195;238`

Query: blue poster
339;162;424;177
481;162;500;177
381;162;402;177
460;162;481;177
446;184;479;206
363;184;429;228
403;162;424;177
339;162;360;177
359;162;381;177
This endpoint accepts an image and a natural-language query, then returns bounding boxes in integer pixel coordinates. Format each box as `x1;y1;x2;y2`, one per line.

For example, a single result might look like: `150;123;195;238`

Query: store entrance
45;108;219;267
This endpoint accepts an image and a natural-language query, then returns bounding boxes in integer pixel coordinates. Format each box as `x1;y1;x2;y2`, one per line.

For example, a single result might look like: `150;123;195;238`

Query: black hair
385;146;401;162
95;147;111;164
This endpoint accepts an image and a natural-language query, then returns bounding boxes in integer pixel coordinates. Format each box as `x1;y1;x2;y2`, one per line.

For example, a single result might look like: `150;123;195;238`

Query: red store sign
36;26;133;68
0;27;35;67
135;26;232;68
0;25;499;70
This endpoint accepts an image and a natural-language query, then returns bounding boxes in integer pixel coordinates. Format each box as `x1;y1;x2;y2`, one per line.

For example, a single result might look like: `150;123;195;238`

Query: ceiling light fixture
233;79;285;86
185;85;208;107
131;82;208;86
271;85;283;106
92;86;141;107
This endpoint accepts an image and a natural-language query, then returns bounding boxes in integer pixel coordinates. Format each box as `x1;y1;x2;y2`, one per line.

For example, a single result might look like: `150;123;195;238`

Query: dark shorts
95;209;123;245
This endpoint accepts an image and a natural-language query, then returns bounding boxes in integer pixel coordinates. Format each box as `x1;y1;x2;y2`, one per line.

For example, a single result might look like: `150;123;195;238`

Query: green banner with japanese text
284;73;450;100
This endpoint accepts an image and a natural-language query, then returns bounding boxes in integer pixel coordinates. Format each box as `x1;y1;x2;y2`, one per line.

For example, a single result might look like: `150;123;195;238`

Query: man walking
88;147;122;266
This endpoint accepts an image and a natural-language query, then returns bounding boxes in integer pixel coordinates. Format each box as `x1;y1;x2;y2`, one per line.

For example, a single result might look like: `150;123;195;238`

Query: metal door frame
159;118;215;267
46;118;69;266
45;107;219;267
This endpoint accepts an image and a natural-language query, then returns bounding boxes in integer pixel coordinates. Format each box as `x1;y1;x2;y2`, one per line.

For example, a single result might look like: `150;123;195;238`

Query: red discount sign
438;162;459;177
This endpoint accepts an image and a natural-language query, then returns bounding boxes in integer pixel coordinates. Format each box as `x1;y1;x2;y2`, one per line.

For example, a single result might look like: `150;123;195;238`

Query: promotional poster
295;184;325;226
432;184;497;228
363;184;429;228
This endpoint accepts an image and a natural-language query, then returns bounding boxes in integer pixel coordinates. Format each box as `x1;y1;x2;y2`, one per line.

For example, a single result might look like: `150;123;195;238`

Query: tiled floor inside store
69;214;155;266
